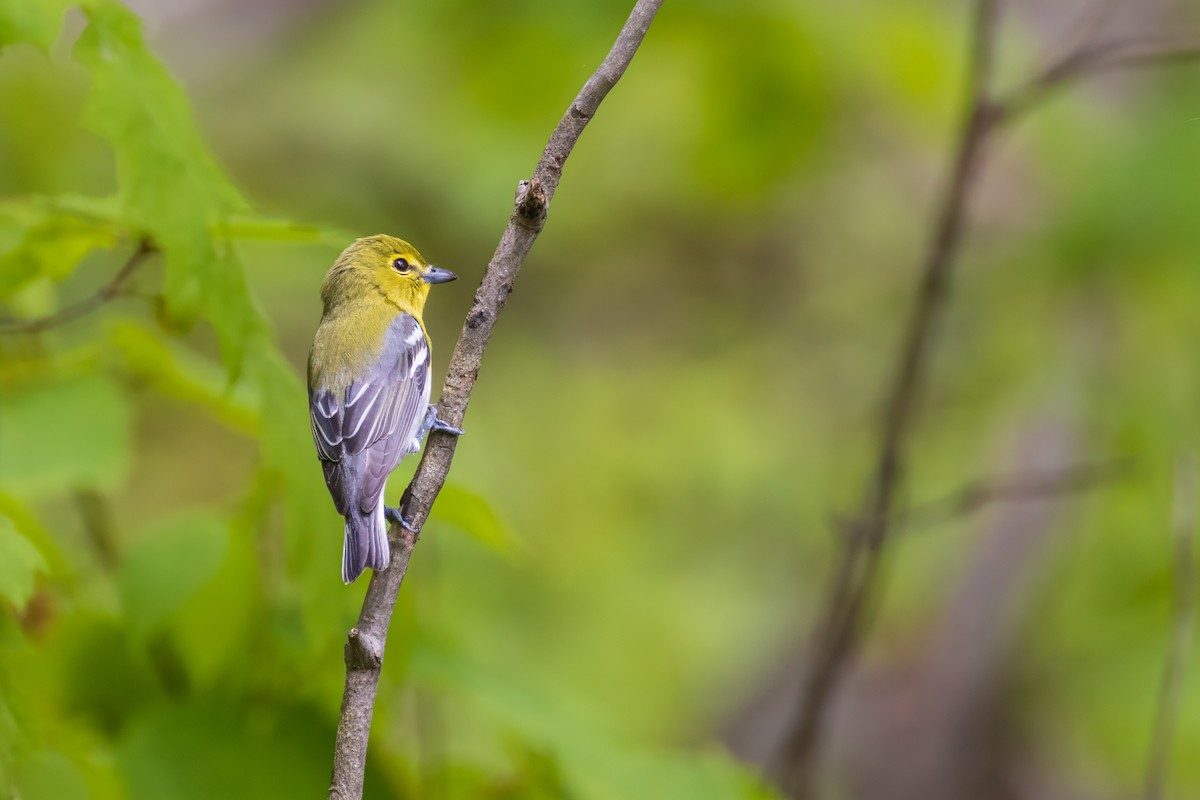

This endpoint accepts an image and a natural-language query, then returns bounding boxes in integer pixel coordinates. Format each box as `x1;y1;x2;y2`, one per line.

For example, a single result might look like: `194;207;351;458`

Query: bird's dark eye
392;257;411;273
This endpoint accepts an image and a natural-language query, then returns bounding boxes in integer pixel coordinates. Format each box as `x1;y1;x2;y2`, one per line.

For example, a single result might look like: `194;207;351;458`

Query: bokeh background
2;0;1200;798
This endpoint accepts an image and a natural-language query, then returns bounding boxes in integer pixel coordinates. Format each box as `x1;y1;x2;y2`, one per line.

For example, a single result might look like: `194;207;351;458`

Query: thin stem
998;37;1200;122
0;240;154;334
898;459;1131;529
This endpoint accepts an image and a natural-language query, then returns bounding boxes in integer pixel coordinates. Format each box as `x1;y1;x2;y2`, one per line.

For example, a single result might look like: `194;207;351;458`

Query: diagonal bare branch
327;3;665;798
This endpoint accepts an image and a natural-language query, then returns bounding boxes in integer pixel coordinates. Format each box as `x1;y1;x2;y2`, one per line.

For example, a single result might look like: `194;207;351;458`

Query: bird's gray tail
342;500;389;584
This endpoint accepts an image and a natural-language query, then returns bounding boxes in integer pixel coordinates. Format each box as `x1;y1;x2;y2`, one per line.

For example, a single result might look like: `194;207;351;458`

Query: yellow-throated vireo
308;235;460;583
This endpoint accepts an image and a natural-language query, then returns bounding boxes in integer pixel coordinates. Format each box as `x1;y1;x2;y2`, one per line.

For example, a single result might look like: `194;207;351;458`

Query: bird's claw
431;418;464;436
422;404;464;438
384;505;418;533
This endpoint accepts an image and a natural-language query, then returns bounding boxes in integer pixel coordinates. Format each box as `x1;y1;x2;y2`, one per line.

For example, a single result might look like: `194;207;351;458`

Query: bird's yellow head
320;234;457;321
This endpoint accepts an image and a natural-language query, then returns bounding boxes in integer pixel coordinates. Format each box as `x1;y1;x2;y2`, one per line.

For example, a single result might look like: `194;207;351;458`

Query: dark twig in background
999;37;1200;121
326;2;664;798
770;1;1003;793
769;0;1200;795
898;459;1132;530
0;240;154;335
1144;454;1197;800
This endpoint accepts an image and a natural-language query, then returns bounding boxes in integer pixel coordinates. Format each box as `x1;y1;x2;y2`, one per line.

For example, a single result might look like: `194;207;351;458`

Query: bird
308;234;460;583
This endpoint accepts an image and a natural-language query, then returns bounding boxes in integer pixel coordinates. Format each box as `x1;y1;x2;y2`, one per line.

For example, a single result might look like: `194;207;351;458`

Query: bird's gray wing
309;313;431;515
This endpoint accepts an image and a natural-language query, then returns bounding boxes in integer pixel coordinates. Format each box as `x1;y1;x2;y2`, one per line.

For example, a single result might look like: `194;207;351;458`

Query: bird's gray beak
422;266;458;284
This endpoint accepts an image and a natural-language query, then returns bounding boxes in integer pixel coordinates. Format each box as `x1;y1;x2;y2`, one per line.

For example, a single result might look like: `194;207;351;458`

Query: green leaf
117;513;229;638
0;493;64;578
0;517;45;609
224;214;356;246
0;615;36;795
0;209;119;299
0;691;17;794
245;343;347;636
118;702;333;800
433;481;517;553
411;641;778;800
0;375;132;496
171;514;258;686
0;0;69;51
74;1;263;371
0;194;124;226
54;613;158;733
107;321;259;433
14;750;88;800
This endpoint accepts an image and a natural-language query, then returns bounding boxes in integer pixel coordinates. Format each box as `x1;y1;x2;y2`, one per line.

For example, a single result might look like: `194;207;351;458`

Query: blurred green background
2;0;1200;798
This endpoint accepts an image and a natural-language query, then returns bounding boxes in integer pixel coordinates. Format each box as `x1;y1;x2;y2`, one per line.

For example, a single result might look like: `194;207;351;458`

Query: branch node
465;307;492;330
344;627;383;671
568;101;591;122
514;178;548;228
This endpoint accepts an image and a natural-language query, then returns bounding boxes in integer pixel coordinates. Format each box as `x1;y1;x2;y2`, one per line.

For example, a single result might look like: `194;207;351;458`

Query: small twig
1144;454;1197;800
998;36;1200;122
1056;0;1126;66
0;240;154;334
898;459;1131;529
326;3;664;798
